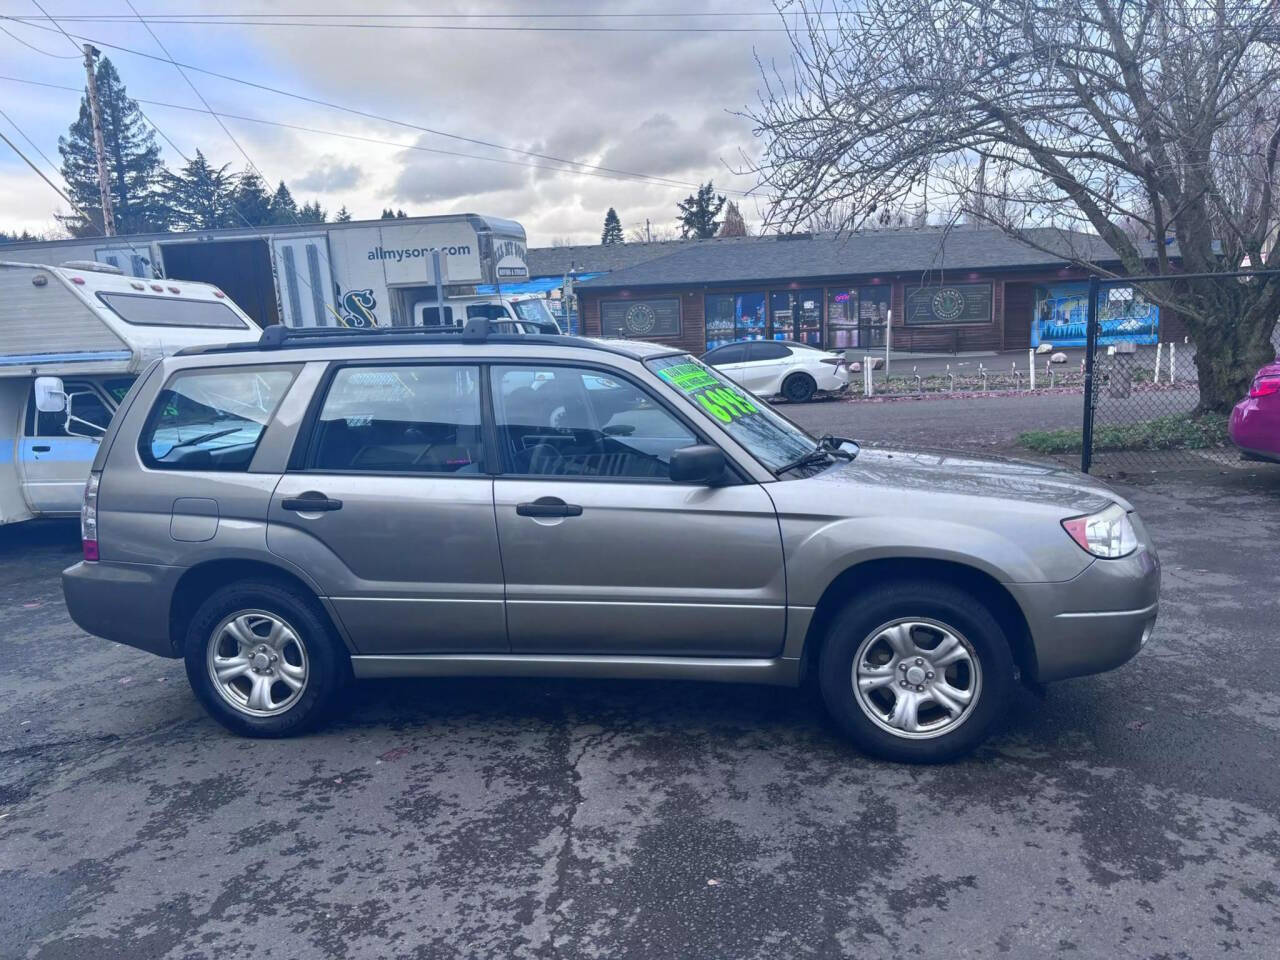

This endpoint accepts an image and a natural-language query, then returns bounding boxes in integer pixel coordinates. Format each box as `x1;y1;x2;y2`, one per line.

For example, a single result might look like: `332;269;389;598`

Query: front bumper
63;560;182;658
1007;543;1160;683
1230;397;1280;462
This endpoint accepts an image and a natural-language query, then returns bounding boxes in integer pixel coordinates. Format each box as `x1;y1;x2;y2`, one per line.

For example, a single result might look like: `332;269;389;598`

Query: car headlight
1061;503;1138;558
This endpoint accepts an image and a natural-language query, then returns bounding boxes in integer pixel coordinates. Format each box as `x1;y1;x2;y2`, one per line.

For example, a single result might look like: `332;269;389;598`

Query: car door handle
31;445;51;453
282;491;344;512
516;497;583;518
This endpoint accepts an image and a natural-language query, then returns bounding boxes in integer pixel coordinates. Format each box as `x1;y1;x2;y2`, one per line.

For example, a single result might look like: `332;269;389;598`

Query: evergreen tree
676;182;726;239
396;208;408;218
268;181;298;224
164;150;237;230
380;208;396;219
600;207;624;245
229;170;273;226
298;200;327;223
57;57;168;236
0;229;39;244
719;201;749;237
334;205;352;222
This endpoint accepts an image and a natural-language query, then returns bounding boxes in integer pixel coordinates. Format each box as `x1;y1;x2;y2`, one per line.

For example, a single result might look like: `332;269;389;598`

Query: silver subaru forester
62;320;1159;762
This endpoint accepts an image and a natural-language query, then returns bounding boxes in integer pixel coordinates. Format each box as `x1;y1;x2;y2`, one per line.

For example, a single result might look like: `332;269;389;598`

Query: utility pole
82;44;116;236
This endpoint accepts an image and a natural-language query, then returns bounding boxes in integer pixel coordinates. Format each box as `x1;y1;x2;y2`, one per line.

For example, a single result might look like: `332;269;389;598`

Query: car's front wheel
183;581;347;737
818;580;1014;762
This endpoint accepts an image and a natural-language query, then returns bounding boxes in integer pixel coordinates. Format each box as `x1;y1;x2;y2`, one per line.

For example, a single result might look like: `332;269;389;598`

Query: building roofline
0;213;525;251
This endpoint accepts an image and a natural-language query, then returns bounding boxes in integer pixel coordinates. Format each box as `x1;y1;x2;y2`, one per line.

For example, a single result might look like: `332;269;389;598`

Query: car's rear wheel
818;580;1014;762
183;581;346;737
782;372;817;403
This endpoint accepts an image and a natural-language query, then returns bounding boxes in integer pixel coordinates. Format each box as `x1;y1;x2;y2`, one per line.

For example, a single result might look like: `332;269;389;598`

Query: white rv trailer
0;260;262;525
0;214;544;331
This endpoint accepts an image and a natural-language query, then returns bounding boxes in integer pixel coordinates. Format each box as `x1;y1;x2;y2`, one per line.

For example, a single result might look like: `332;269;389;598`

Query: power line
2;11;789;18
0;22;78;56
4;13;805;33
0;103;63;176
0;74;762;198
0;117;92;223
0;15;756;196
8;20;796;33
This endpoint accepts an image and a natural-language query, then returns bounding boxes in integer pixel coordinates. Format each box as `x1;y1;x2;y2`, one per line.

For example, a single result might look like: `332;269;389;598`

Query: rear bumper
1008;544;1161;683
62;560;181;658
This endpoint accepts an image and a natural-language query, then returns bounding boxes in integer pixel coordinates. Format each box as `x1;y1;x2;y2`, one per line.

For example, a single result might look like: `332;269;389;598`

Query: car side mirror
34;376;66;413
669;444;727;484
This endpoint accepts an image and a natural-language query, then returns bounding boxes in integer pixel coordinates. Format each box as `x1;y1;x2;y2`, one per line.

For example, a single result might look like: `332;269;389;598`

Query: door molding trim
350;653;802;686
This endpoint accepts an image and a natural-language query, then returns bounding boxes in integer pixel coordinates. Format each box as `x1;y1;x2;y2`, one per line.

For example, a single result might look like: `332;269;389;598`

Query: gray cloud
293;157;366;193
0;0;790;243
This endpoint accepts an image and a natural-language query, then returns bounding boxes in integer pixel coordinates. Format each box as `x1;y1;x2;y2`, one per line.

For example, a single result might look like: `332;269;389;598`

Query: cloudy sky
0;1;797;246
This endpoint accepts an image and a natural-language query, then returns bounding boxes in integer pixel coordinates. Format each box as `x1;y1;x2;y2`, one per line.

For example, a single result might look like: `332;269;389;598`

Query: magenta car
1230;358;1280;462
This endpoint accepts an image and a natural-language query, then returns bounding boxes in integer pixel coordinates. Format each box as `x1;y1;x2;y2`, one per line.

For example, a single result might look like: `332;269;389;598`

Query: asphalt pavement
3;423;1280;958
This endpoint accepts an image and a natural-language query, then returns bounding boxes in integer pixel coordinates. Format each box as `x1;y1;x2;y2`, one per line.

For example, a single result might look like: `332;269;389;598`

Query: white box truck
0;259;262;525
0;214;555;332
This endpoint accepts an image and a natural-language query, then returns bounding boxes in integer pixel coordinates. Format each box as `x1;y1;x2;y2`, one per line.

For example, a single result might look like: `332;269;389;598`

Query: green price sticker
659;364;758;423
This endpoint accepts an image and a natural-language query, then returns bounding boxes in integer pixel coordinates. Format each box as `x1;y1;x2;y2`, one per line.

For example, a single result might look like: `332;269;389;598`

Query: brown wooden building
537;227;1176;355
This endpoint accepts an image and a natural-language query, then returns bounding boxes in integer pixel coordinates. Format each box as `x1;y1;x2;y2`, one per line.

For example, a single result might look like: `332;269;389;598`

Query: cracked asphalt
2;421;1280;957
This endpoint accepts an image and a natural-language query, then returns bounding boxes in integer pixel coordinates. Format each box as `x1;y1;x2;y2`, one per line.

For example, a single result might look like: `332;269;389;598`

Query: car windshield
512;298;557;328
645;354;817;473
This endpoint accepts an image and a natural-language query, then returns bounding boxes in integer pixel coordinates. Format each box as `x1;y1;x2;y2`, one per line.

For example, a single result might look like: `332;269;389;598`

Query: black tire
817;580;1014;763
782;372;817;403
183;580;347;738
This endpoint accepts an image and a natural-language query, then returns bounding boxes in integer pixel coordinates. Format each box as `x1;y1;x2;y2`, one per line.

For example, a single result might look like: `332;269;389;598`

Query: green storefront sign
904;283;993;326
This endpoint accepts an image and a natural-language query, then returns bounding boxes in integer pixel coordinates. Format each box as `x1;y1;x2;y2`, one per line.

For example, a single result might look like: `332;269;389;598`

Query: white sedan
701;340;851;402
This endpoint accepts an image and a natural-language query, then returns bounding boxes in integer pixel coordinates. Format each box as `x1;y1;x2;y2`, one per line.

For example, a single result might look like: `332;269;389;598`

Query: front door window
769;289;823;345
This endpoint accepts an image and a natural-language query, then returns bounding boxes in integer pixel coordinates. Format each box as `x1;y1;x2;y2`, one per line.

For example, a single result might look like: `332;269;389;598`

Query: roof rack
258;316;493;348
175;317;672;361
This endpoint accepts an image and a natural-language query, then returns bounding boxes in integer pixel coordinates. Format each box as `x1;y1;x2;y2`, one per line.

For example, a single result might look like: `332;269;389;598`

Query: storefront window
704;292;766;349
769;289;823;345
827;289;859;349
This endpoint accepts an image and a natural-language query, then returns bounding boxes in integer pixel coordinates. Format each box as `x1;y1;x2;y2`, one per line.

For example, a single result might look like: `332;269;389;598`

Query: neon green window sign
657;362;759;423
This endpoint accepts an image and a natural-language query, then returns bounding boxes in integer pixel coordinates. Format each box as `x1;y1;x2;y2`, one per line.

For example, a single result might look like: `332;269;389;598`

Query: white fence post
864;356;874;397
1154;342;1163;384
1169;342;1176;384
1029;349;1036;390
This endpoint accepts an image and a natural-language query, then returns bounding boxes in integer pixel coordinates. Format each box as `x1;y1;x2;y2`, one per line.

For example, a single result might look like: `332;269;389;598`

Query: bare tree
747;0;1280;411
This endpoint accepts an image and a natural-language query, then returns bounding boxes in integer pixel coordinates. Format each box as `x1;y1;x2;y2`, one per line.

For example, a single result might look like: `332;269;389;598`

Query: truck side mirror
34;377;67;413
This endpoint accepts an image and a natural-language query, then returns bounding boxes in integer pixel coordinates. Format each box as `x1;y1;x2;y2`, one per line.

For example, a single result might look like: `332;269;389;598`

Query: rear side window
308;365;484;474
747;342;792;361
98;292;249;329
703;343;747;365
139;367;296;470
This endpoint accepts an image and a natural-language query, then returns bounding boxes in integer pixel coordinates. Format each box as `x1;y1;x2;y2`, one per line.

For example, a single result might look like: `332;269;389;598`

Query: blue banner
1032;282;1159;347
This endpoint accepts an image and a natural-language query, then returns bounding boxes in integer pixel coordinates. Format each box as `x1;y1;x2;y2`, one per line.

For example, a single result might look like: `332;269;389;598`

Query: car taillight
82;471;100;561
1250;375;1280;398
819;357;843;365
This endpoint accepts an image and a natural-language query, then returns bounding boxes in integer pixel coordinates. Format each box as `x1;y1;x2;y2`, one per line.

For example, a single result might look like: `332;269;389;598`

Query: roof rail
257;316;494;349
179;320;672;360
256;322;480;349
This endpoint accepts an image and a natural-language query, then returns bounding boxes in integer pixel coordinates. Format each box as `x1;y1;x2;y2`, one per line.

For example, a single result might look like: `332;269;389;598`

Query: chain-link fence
1083;272;1280;475
828;270;1279;475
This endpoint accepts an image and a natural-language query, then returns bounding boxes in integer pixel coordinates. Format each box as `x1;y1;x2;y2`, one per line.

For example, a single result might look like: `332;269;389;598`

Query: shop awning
476;273;604;296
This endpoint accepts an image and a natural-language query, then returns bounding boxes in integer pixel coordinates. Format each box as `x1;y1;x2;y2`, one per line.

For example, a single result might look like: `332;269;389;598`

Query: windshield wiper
776;447;836;475
817;434;858;461
163;427;241;455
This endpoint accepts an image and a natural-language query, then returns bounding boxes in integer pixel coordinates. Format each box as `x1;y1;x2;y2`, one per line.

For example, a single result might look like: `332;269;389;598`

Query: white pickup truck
0;259;260;524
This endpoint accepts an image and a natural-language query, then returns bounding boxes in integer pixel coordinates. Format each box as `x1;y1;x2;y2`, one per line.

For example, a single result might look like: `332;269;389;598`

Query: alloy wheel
206;610;309;717
852;618;982;740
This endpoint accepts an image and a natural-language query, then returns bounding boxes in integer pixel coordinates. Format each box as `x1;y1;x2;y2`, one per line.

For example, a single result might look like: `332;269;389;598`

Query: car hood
819;446;1122;515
